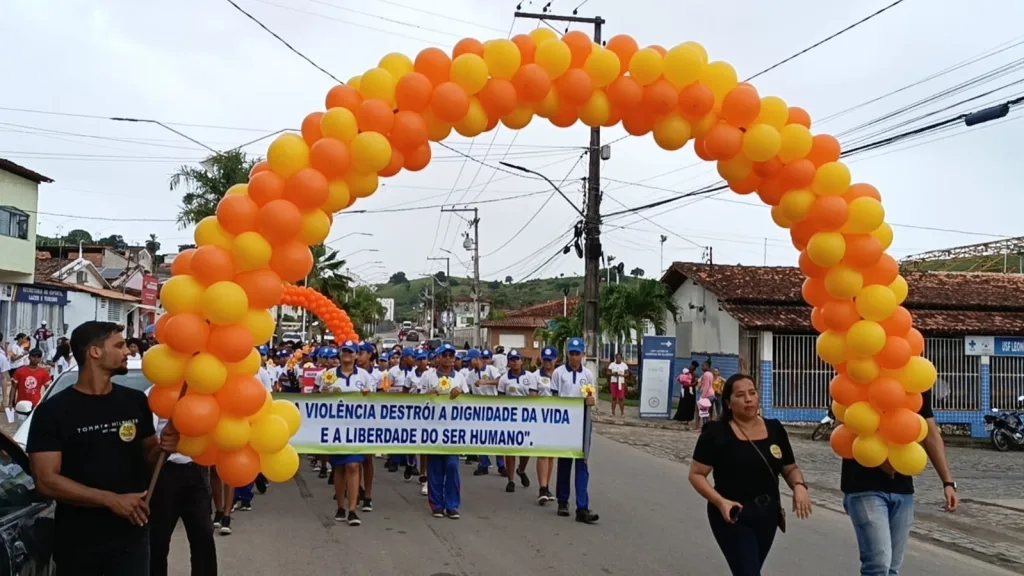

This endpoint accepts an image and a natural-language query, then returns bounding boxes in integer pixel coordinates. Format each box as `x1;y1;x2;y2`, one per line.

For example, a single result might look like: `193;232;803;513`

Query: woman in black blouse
688;374;812;575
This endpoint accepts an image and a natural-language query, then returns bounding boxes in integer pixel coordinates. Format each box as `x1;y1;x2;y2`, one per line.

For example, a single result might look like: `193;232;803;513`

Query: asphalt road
168;434;1016;575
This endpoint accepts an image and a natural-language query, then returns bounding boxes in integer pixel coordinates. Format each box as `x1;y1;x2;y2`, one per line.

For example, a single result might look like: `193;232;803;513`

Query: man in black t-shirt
840;389;958;575
27;321;179;576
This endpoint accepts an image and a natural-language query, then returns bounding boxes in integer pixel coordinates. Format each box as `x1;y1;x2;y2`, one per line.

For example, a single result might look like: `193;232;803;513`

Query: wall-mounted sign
14;286;67;306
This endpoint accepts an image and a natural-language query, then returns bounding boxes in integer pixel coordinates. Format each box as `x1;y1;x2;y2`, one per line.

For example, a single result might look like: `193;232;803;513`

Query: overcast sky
3;0;1022;286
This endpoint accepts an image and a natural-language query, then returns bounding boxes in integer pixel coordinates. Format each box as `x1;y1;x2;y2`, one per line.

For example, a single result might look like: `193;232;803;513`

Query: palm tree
346;287;386;338
630;267;646;278
170;150;259;227
534;305;583;354
609;279;678;355
304;245;352;304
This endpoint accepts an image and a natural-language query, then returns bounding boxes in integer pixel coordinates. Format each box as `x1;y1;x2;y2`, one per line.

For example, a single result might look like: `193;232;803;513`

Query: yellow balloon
202;281;249;326
177;435;209;458
898;356;937;394
770;205;793;229
379;52;413;80
529;28;558;46
320;108;359;143
844;198;885;234
701;61;738;103
535;40;572;80
832;401;847;423
681;41;708;65
347;75;361;90
212;417;251;452
825;265;863;300
663;44;705;88
651;114;692;151
423;110;452;142
185;352;228;394
454;97;488;137
847;320;887;357
691;111;718;138
267;134;309;178
195;216;233;250
742;124;781;162
847;356;880;384
142;344;189;387
359;67;396;103
483;39;521;80
346;171;379;199
501;106;534;130
628;48;663;86
232;231;271;272
450;54;489;94
778;124;813;163
160;275;204;315
579;90;611;128
255;390;273;419
806;232;846;267
888;441;927;476
811;162;851;196
915;414;928;442
270;399;302;435
350;132;392;173
534;88;560;118
249;414;291;454
779;189;816;223
242;309;276;345
852;434;889;468
754;96;789;129
856;285;898;322
225;183;248;197
297;209;331;246
845;401;881;435
260;444;300;483
871;222;894;250
816;330;847;365
323;179;351;213
227;349;261;377
717;155;752;183
583;47;621;88
888;275;908;305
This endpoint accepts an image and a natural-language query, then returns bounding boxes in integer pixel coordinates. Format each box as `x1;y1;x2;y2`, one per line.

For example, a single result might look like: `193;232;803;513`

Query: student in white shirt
607;353;630;418
324;340;374;526
465;349;505;476
256;346;275;392
385;349;420;480
551;337;599;524
497;350;536;492
532;346;560;503
408;349;433;495
418;343;468;519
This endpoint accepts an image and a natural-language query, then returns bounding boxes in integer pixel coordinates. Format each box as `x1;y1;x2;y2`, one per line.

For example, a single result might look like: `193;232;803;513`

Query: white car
381;338;399;350
13;358;146;449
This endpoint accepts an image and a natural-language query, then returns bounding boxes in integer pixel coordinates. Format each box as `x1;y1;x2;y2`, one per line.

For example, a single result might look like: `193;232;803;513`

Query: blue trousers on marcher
427;455;461;513
477;455;506;472
234;483;254;504
556;457;589;510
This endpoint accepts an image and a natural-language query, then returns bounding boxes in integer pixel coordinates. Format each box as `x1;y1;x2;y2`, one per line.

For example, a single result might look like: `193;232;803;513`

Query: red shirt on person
13;366;51;407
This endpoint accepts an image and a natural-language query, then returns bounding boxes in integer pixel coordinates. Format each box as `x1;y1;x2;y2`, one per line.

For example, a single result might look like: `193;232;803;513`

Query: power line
251;0;448;45
0;107;275;133
365;0;508;33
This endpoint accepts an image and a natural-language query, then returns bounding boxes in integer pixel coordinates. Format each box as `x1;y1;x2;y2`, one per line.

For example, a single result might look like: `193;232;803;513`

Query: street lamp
499;161;585;217
110;117;288;164
326;231;373;245
338;248;378;260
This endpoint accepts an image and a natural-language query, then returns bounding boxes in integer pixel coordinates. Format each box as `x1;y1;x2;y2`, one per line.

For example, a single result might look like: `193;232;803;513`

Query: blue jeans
477;455;505;472
556;457;589;510
843;492;914;576
234;482;254;504
427;455;461;513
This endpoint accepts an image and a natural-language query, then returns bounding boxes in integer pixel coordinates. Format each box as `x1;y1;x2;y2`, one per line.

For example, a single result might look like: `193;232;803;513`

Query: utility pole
515;9;604;380
441;206;481;348
428;256;450;339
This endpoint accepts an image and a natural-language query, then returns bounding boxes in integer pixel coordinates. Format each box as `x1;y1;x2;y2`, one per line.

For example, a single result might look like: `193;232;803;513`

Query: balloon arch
142;29;937;487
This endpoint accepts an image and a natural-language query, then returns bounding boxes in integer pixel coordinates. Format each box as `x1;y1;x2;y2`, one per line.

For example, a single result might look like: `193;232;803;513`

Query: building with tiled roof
481;297;580;363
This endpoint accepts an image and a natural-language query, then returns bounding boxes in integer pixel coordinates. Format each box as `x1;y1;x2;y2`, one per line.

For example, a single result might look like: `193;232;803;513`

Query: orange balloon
549;102;579;128
757;175;788;206
562;30;593;68
801;277;830;307
154;313;172;344
811;307;827;332
325;85;362;111
703;124;743;160
217;445;261;487
790;221;817;251
393;73;432;113
778;159;815;190
171;249;195;276
431;82;471;123
693;137;713;161
404;143;432;171
843;234;883;269
248;171;285;207
300;112;324;146
216;194;259;235
356;100;395;135
620;108;654;136
249;161;269;178
511;34;536;64
391;111;428;151
754;158;783;178
822;300;860;332
284;169;330;212
806;134;841;166
721;84;761;127
807;196;849;230
215;375;268;418
378;147;404;178
258;199;302;245
830;425;857;459
649;44;667;56
787;106;812;128
830;374;867;406
234;269;283;309
678;82;714;119
862;254;898;286
880;306;912;336
605;35;638;72
606;76;643;110
193;445;221;467
556;68;595;106
453;38;485;58
878;336;912;370
309;138;351;179
190;245;235;285
904;392;923;413
478;79;518;117
415;47;452;86
270;241;314;283
868;377;906;412
799;251;828;278
207;324;255;364
172;393;222;437
149;383;183;419
729;173;761;195
844;183;882;202
511;64;551;102
879;408;921;445
164;313;210;355
642;78;678;115
905;328;925;356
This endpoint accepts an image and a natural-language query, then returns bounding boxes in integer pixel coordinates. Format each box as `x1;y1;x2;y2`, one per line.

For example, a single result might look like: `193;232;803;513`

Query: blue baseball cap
257;345;269;356
275;350;291;359
340;340;358;353
438;343;456;356
358;342;375;354
508;349;522;360
466;349;481;360
541;346;558;361
324;348;339;359
481;349;493;359
401;347;415;358
416;350;429;361
567;338;585;354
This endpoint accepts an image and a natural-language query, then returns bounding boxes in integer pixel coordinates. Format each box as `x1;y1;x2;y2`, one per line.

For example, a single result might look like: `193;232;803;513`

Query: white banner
277;393;589;458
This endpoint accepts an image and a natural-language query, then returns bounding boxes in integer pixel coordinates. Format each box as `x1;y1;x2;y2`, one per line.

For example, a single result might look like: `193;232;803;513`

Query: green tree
388;271;408;285
505;275;513;284
630;267;646;278
346;287;386;339
303;245;352;304
97;234;126;249
606;279;677;354
534;305;583;354
170;150;259;227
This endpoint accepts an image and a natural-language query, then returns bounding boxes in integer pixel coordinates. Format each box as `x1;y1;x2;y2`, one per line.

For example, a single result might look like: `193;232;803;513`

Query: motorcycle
984;395;1024;452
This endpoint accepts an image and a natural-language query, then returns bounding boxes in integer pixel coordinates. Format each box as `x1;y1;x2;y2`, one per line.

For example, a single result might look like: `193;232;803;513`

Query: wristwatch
943;481;957;491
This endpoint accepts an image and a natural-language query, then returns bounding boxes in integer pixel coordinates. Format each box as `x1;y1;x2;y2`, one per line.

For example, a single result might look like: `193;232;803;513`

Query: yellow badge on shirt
439;376;451;392
769;444;782;459
119;422;137;443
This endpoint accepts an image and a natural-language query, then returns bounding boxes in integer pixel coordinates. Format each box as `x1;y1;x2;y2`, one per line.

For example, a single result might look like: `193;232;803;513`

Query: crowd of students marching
234;336;600;528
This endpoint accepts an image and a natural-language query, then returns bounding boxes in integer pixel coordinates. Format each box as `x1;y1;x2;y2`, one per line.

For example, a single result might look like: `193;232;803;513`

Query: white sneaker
421;482;428;496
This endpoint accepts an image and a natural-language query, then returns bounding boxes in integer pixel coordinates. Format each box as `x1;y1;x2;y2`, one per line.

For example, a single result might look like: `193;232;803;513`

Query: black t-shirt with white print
27;384;155;557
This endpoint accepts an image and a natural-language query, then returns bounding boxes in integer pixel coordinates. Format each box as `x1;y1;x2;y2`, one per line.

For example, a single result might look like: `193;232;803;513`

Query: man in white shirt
498;350;536;492
418;343;468;519
607;353;629;417
256;346;275;392
552;337;599;524
324;340;374;526
145;387;217;575
464;349;505;476
490;346;508;374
